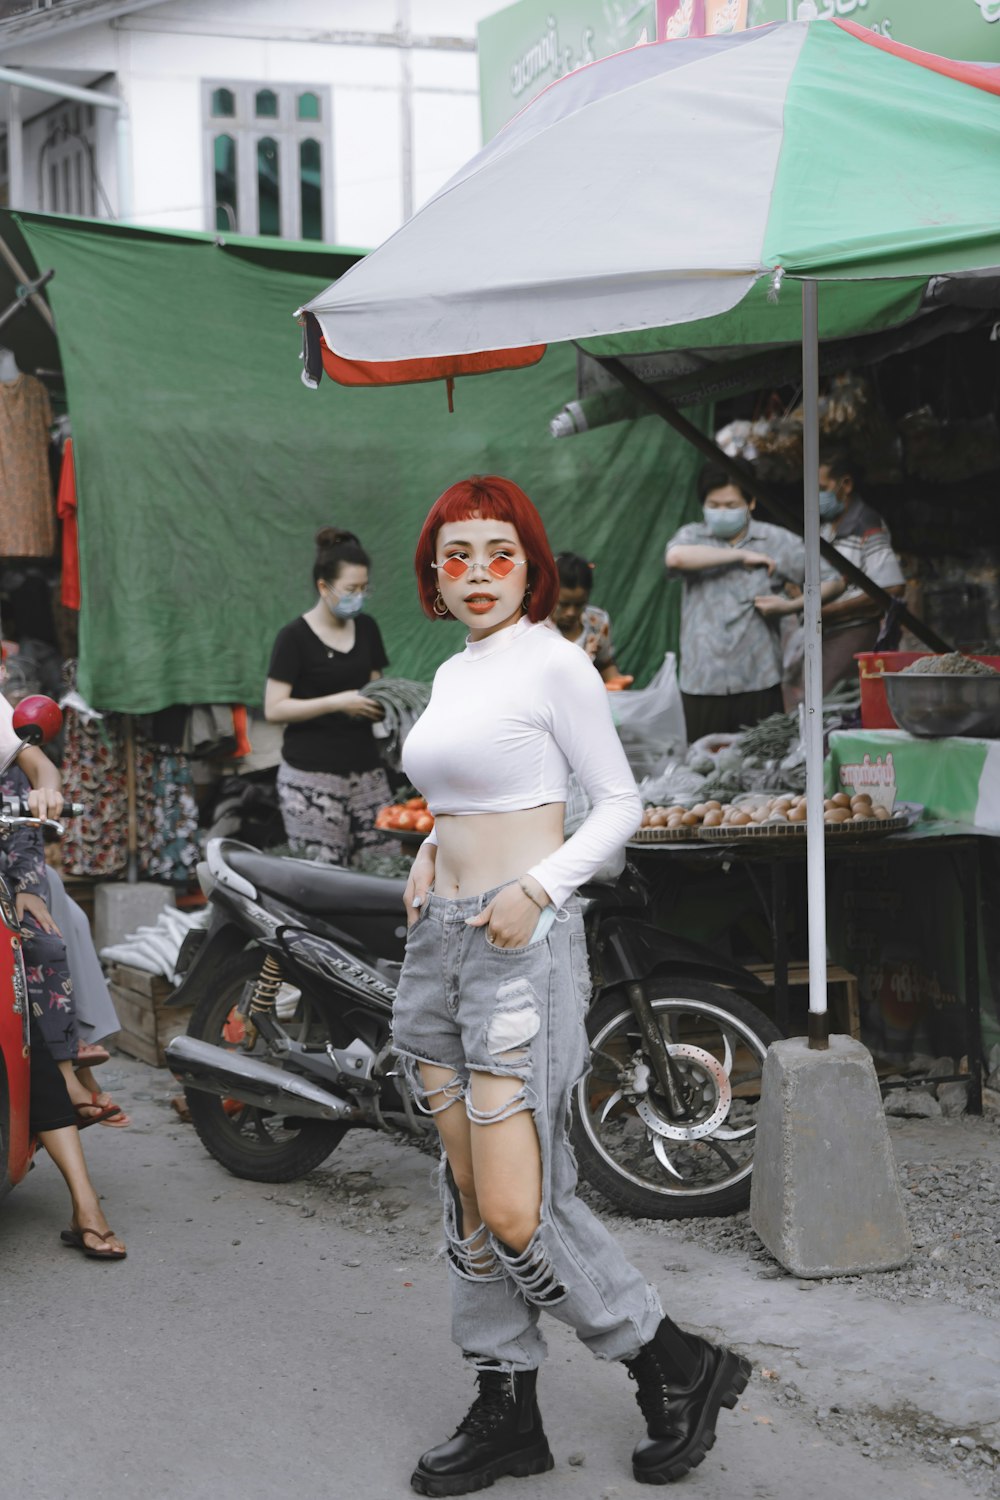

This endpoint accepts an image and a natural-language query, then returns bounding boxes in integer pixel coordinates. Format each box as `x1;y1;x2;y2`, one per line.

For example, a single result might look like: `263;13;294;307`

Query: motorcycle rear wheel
184;949;347;1182
572;980;781;1219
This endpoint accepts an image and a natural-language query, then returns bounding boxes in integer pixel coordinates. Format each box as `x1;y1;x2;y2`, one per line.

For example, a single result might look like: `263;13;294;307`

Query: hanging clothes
59;662;200;884
59;671;129;878
57;437;81;609
0;375;55;558
134;740;199;885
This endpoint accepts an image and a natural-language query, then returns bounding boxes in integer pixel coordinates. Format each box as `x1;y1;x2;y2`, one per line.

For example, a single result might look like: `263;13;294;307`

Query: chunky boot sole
410;1438;555;1497
633;1350;752;1486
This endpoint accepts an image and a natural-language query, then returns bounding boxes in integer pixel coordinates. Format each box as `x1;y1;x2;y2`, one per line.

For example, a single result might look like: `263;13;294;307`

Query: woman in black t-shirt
265;527;390;865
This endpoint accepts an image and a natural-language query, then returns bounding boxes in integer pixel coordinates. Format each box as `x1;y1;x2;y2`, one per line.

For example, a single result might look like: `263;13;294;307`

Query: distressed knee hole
492;1229;568;1307
441;1182;505;1282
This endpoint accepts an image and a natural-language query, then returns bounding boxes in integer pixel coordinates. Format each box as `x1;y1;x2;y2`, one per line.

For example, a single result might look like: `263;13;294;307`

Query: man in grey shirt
666;463;842;741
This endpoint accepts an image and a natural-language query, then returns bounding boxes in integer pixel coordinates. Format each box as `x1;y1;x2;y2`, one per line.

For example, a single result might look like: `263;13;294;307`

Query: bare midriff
432;804;566;901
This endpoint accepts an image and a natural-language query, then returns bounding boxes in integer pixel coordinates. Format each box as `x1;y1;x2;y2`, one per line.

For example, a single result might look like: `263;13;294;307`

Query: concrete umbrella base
750;1035;914;1278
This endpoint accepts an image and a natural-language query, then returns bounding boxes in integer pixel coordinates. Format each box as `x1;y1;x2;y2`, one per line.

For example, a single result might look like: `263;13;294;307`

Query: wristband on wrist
517;877;546;910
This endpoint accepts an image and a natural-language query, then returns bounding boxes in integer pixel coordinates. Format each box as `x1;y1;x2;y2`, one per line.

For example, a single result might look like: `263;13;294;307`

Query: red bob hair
414;476;560;623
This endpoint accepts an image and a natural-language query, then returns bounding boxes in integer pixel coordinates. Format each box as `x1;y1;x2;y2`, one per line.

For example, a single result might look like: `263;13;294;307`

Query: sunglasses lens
488;556;517;579
441;557;469;580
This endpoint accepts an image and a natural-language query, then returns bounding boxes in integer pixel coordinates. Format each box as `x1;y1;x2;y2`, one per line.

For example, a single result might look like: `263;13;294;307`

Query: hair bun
315;526;359;550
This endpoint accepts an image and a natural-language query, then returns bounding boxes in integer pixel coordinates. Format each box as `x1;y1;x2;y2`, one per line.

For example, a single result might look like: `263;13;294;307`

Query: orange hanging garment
57;438;81;610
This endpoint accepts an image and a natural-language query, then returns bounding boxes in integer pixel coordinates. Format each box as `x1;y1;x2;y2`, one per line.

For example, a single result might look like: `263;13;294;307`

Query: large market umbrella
298;17;1000;1038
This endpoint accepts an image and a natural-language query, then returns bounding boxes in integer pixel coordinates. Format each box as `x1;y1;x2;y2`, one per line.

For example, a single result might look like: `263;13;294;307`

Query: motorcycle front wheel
572;980;782;1220
184;948;347;1182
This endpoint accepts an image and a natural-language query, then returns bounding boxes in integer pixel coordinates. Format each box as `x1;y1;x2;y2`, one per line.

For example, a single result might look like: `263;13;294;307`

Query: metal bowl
884;673;1000;738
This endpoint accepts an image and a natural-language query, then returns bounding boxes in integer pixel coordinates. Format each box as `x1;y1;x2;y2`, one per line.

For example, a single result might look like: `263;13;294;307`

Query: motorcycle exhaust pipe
166;1036;358;1122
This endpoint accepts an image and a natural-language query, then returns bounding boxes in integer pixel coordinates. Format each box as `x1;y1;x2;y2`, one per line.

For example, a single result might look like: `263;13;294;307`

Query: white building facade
0;0;499;249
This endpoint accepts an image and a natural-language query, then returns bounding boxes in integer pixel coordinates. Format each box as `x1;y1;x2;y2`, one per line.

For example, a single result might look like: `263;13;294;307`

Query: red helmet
12;695;63;746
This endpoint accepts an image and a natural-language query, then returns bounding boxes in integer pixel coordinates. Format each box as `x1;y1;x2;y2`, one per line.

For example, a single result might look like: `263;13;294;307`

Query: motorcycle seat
225;845;406;918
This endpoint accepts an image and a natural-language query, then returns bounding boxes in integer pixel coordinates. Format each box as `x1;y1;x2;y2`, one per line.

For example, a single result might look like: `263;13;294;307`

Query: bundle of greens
691;712;804;801
361;678;432;770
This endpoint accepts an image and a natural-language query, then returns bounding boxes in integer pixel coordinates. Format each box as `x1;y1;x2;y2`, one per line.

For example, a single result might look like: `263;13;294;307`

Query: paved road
0;1056;989;1500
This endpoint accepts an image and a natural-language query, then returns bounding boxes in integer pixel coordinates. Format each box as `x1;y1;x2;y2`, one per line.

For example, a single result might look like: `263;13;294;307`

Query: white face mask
818;488;845;521
324;588;366;619
703;504;748;540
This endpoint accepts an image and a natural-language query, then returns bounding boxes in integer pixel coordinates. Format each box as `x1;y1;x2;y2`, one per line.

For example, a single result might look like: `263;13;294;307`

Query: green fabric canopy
6;211;706;712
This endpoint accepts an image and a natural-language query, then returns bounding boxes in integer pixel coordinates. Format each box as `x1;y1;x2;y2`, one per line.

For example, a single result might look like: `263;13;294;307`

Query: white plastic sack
610;652;687;779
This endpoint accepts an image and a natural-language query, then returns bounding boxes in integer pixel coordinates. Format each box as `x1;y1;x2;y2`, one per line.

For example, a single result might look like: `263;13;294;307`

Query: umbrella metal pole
802;280;829;1047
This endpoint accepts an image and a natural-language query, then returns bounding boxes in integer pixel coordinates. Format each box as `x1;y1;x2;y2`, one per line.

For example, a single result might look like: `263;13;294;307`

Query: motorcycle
167;837;781;1218
0;696;76;1206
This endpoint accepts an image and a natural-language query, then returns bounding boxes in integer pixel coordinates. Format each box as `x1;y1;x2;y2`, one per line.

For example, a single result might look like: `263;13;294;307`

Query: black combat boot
623;1317;751;1485
410;1367;554;1496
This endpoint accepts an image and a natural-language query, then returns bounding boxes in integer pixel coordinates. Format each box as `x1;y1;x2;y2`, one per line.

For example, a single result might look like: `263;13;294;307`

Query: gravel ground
616;1119;1000;1321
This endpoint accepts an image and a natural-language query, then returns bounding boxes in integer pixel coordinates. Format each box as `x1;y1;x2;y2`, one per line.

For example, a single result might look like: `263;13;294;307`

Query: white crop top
401;616;641;908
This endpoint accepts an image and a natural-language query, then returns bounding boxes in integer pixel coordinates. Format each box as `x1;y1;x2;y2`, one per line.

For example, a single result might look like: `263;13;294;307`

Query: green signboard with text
479;0;1000;141
478;0;657;141
746;0;1000;55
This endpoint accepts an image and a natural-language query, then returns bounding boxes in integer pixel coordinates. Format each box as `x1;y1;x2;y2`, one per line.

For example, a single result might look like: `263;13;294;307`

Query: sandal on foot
74;1092;131;1129
73;1043;111;1067
61;1225;127;1261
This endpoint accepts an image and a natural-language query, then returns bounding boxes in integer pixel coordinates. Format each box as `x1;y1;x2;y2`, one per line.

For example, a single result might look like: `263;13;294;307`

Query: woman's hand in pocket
467;881;544;949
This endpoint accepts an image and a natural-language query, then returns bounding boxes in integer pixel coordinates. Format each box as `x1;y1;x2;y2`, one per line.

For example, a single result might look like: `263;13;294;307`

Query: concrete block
93;882;176;953
750;1035;913;1278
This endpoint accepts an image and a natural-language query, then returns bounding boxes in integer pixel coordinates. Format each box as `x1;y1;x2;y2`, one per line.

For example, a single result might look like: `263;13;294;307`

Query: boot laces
625;1347;685;1427
456;1374;515;1437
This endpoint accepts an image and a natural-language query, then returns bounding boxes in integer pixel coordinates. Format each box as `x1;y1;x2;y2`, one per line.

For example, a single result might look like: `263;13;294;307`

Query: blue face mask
324;589;366;619
704;504;748;540
818;488;845;522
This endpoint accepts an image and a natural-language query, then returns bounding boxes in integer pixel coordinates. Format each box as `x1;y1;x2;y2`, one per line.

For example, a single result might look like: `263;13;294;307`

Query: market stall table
627;822;986;1114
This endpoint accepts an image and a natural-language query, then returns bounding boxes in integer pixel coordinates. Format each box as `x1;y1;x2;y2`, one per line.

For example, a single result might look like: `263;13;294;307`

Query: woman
265;527;389;866
28;1015;127;1259
0;762;130;1127
395;477;748;1496
551;551;629;684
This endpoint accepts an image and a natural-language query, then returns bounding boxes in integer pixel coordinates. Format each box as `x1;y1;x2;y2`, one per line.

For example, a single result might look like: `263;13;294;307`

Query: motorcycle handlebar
0;798;84;838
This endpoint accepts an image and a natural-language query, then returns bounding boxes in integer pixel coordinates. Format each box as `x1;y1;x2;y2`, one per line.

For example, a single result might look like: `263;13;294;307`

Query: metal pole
399;0;414;221
802;279;829;1046
115;108;132;219
6;84;23;209
0;232;56;330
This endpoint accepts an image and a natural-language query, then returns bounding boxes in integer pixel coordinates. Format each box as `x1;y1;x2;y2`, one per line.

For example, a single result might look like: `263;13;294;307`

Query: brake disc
634;1043;732;1142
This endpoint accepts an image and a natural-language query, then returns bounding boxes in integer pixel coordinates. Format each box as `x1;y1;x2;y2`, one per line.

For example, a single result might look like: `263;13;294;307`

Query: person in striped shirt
784;447;905;705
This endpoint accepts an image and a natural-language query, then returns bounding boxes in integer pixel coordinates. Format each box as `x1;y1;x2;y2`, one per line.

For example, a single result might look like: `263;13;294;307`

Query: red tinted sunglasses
433;554;526;581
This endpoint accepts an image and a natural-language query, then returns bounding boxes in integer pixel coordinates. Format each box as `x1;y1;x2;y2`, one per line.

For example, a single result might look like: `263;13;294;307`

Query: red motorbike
0;695;67;1206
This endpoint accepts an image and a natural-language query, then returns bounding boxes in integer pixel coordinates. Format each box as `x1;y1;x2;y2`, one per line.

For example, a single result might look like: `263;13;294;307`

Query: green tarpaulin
6;211;707;712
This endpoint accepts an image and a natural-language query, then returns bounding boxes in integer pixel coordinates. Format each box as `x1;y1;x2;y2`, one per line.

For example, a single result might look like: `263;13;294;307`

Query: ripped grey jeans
392;884;663;1373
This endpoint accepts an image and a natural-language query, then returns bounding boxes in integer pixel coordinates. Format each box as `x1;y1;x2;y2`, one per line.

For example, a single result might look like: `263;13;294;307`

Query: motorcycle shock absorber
241;953;285;1046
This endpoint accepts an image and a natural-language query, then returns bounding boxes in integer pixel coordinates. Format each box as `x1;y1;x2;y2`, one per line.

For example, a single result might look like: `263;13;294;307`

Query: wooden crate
745;961;861;1041
107;962;192;1067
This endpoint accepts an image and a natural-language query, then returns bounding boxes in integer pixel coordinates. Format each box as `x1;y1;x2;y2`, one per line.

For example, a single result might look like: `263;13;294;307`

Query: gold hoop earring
433;590;449;617
521;587;532;614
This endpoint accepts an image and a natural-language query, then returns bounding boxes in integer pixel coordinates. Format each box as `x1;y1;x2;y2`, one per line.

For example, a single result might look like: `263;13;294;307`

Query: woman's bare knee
468;1072;542;1253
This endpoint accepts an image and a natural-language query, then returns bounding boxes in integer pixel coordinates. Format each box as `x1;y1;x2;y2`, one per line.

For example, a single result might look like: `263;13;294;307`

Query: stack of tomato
375;795;435;835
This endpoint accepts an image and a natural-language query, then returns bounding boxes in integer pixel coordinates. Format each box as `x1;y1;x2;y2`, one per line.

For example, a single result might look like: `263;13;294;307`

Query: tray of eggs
633;794;920;843
697;792;920;839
